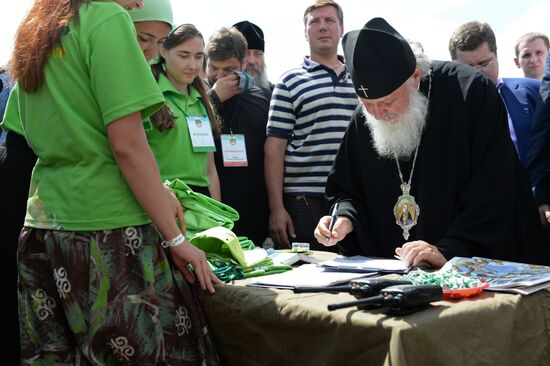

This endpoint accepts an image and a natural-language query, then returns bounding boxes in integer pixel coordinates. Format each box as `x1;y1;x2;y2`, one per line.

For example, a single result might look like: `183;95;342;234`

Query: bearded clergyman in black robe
314;18;549;267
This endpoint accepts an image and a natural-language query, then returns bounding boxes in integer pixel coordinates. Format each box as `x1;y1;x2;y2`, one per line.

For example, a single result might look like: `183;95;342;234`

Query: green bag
165;179;240;238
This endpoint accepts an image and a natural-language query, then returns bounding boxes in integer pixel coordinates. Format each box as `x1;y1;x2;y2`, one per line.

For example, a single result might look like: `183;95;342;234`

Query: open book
446;257;550;295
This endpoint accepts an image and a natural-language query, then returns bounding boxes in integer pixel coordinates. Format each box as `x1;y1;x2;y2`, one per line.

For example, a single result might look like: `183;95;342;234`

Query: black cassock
326;61;548;265
213;86;270;245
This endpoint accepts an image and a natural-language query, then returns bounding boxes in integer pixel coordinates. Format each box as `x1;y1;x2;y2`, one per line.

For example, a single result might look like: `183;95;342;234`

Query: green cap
127;0;173;28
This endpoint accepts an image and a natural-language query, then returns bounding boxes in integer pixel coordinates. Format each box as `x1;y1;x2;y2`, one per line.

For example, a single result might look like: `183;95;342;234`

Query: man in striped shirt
264;0;359;250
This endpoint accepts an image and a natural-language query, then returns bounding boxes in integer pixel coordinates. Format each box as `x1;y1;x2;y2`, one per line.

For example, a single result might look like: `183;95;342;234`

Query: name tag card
221;134;248;167
186;116;216;152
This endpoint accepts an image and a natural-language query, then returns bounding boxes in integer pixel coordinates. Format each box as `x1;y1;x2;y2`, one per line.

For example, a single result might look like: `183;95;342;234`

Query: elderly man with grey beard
314;17;549;268
233;20;274;98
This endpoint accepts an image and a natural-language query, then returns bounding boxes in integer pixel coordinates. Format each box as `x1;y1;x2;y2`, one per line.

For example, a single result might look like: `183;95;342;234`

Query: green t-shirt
146;73;210;186
1;85;25;136
20;2;164;230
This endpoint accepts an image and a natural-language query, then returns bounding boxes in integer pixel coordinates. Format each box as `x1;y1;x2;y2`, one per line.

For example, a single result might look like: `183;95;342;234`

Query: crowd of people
1;0;550;363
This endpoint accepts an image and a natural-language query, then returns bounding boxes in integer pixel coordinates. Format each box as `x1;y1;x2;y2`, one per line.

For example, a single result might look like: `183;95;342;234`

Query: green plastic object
166;179;240;238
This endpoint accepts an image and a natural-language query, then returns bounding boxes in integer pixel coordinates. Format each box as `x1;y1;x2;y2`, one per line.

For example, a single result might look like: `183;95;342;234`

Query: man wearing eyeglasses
449;21;540;166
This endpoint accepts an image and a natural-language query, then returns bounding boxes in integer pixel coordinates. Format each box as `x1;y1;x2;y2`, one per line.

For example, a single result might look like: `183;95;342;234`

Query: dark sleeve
0;131;37;245
207;88;224;113
240;89;269;169
325;107;376;256
527;51;550;204
436;74;543;263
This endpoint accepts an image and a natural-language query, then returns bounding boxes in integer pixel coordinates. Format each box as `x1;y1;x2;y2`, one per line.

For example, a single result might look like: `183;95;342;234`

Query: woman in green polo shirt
10;0;221;363
149;24;221;199
1;1;201;363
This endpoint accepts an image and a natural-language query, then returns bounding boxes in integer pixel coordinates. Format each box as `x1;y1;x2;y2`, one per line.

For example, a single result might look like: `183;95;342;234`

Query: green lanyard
175;96;208;119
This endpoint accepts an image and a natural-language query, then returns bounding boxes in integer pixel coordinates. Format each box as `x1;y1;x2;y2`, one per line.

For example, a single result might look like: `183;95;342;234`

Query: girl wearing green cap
128;0;174;61
149;24;222;199
10;0;221;363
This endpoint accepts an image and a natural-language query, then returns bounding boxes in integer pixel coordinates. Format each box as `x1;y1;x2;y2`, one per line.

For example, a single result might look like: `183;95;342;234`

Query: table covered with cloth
199;277;550;366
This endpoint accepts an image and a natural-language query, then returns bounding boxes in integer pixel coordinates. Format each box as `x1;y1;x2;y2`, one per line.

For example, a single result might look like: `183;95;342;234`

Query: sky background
2;0;550;82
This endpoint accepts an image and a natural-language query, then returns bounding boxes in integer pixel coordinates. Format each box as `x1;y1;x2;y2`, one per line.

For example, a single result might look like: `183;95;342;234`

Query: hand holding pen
314;202;353;246
326;202;339;243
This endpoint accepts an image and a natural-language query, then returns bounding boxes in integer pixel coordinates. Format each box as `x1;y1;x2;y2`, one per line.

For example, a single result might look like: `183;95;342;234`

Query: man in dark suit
449;21;540;166
500;77;540;163
527;50;550;228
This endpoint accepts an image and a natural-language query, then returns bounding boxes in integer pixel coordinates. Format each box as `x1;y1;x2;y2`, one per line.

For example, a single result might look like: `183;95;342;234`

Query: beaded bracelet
161;233;185;248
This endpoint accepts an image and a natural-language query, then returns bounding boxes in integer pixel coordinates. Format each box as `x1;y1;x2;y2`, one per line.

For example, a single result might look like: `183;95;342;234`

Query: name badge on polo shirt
186;115;216;152
221;134;248;167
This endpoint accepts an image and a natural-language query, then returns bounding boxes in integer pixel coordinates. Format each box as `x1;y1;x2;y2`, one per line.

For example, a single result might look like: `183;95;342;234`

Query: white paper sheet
247;264;375;289
319;255;411;273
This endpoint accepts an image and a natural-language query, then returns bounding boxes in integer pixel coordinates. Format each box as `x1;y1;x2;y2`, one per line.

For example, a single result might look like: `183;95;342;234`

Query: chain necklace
392;68;432;240
393;139;421;240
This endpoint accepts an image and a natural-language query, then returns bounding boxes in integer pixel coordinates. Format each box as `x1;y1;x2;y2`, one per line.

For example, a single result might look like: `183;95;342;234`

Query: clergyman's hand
538;204;550;229
395;240;447;268
314;216;353;246
268;207;295;248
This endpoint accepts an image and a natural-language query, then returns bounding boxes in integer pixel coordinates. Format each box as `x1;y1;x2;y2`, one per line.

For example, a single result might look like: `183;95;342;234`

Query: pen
325;202;339;243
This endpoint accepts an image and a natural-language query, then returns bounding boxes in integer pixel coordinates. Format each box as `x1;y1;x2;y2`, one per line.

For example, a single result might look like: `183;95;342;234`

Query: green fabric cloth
19;225;220;364
190;227;246;267
190;227;291;280
243;265;292;278
147;74;211;186
205;253;245;282
238;237;256;250
166;179;239;238
19;2;164;230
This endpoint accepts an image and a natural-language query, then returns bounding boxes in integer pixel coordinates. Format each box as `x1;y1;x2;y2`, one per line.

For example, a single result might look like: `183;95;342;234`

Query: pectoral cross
358;85;369;98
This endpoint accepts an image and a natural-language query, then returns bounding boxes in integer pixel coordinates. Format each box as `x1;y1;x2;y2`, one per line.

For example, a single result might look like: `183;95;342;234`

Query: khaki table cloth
200;277;550;366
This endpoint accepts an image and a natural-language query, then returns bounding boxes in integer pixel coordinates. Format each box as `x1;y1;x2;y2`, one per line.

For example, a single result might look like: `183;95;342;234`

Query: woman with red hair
9;0;221;363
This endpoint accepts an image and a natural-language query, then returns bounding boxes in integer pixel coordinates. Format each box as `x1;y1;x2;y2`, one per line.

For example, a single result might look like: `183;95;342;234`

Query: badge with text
221;134;248;167
186;115;216;152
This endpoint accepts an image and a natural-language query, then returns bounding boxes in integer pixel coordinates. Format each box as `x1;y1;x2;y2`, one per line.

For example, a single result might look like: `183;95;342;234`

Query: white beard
245;63;271;90
363;85;429;159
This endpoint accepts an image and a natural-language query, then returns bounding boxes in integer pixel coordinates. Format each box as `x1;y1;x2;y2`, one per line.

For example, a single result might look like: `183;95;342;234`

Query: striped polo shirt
267;56;359;196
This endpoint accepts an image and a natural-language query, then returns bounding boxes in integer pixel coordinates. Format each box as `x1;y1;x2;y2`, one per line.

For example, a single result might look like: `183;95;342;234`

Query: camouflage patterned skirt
18;225;220;365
